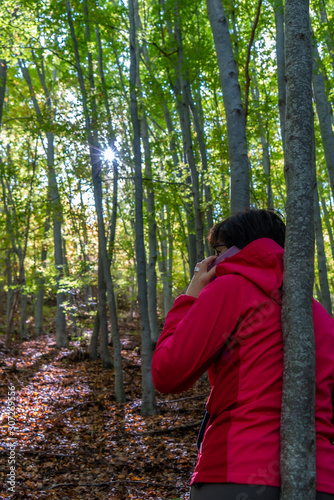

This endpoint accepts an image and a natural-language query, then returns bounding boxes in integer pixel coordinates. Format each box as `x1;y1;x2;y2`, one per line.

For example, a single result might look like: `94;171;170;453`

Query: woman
152;210;334;500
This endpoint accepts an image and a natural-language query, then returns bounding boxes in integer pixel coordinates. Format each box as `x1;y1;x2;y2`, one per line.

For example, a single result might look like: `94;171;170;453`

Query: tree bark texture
280;1;316;498
129;0;156;416
206;0;250;213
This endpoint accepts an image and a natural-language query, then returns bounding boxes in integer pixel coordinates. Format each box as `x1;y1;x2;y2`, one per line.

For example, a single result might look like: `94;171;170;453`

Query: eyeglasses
213;244;227;256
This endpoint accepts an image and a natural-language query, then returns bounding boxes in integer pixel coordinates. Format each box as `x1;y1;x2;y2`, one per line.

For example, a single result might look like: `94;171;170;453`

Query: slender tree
19;59;68;348
129;0;156;416
66;0;124;396
206;0;250;212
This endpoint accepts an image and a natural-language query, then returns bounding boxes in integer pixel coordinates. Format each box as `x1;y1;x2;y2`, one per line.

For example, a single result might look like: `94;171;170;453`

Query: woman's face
213;243;228;256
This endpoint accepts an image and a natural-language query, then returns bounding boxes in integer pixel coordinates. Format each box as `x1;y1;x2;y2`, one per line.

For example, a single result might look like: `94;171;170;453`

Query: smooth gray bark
160;0;204;261
98;245;113;369
280;1;316;498
35;210;50;336
157;206;173;319
206;0;249;212
129;0;156;416
251;83;273;208
0;60;7;131
187;85;214;240
48;132;67;347
320;196;334;261
173;16;205;261
89;311;100;361
273;0;286;154
134;5;159;343
163;99;197;275
312;42;334;198
95;18;120;365
314;186;332;315
318;0;334;74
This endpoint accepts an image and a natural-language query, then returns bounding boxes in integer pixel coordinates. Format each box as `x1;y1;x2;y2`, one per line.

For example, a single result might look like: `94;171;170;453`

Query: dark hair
208;209;286;250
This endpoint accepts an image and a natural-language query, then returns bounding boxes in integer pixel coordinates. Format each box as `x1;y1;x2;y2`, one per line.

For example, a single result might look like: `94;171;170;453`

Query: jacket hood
216;238;284;303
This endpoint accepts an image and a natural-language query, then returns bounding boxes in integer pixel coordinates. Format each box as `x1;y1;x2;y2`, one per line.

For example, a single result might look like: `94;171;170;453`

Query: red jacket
152;238;334;493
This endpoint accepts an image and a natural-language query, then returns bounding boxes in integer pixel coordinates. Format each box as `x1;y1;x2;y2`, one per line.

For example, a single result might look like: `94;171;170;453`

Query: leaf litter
0;326;210;500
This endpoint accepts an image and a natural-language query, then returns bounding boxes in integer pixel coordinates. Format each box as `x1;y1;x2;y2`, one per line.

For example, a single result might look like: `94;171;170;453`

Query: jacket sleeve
152;274;247;394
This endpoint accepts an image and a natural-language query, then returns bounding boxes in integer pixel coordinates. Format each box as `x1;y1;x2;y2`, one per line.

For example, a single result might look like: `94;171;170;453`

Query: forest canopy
0;0;333;348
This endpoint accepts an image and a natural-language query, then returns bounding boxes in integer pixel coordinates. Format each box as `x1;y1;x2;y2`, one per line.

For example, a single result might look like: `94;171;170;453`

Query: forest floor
0;318;210;500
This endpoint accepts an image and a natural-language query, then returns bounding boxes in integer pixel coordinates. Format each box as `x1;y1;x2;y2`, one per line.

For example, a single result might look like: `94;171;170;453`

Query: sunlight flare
103;147;115;163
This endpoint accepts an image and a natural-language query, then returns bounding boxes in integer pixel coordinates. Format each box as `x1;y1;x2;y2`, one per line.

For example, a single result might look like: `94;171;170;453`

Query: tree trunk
47;132;67;348
280;1;316;498
273;0;286;155
314;185;332;315
129;0;156;416
141;112;160;342
157;206;173;318
187;85;214;238
20;59;68;347
134;4;159;343
163;99;197;275
251;83;273;208
173;4;204;261
320;195;334;261
89;311;100;361
0;59;7;132
19;265;28;339
98;246;113;369
66;0;125;400
312;41;334;198
35;214;50;336
206;0;250;213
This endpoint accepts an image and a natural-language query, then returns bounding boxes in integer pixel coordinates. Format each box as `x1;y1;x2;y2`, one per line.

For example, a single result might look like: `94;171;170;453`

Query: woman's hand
186;255;217;298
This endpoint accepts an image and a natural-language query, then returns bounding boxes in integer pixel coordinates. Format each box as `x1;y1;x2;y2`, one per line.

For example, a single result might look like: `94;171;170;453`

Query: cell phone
207;246;240;271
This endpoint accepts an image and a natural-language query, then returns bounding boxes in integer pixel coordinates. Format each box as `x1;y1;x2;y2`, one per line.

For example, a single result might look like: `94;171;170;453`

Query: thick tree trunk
129;0;156;416
280;1;316;498
206;0;250;212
